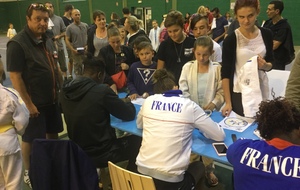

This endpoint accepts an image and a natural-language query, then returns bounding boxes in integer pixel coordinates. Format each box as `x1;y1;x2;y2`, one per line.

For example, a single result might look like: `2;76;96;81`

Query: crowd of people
1;0;300;189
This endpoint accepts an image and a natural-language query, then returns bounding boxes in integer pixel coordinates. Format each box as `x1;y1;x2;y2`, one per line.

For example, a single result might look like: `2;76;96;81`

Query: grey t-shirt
66;22;89;49
93;35;108;57
50;14;66;50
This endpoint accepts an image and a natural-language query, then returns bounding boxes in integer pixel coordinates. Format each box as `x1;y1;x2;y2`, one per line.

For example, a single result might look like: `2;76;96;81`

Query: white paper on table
218;111;254;132
131;97;145;105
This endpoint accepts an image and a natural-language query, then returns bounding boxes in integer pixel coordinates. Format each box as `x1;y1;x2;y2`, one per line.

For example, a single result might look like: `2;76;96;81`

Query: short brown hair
26;3;49;18
136;41;153;52
234;0;260;14
93;10;106;21
164;10;184;29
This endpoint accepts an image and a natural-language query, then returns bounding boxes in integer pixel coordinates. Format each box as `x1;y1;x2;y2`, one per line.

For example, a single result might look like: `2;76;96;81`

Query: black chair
29;139;99;190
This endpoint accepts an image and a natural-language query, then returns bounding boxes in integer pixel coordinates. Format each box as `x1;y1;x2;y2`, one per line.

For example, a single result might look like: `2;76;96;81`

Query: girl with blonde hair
124;15;149;47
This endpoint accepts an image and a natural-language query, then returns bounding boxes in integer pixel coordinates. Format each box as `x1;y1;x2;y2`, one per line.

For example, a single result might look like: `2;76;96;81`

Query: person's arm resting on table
193;104;225;141
103;87;136;121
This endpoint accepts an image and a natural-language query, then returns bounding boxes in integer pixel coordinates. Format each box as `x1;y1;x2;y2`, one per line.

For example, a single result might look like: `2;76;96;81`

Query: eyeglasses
27;3;49;12
29;3;45;9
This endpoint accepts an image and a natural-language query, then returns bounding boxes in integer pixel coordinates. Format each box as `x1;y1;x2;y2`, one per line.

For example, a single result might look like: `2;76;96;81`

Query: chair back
267;69;290;97
108;161;156;190
30;139;99;190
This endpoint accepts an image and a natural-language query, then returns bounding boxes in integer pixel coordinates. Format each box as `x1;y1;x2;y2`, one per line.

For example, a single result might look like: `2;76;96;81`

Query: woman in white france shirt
136;69;225;190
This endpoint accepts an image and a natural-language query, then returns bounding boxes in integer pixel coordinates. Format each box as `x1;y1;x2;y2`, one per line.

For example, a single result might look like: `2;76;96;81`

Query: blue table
111;94;259;165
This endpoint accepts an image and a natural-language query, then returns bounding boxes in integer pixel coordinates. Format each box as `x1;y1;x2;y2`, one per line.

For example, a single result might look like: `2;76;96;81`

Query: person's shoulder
228;138;255;151
66;23;74;30
87;24;96;34
151;61;157;68
224;31;236;43
211;61;222;72
1;85;23;102
157;38;171;49
58;16;65;25
130;61;141;68
0;85;7;95
99;48;108;57
138;29;147;35
121;45;133;54
184;37;196;46
227;139;257;163
99;83;111;90
259;26;273;36
212;39;221;48
121;45;132;50
278;19;292;29
223;16;228;22
179;95;200;108
82;22;89;28
183;60;196;67
7;30;26;46
53;14;62;20
159;38;169;45
93;84;115;97
211;61;221;67
185;36;196;43
144;93;161;101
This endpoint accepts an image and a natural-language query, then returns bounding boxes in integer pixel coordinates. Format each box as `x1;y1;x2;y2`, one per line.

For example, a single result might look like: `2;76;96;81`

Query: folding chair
108;161;156;190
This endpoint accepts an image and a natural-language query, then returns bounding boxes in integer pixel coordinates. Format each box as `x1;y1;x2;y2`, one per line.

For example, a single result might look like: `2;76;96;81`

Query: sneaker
24;171;32;189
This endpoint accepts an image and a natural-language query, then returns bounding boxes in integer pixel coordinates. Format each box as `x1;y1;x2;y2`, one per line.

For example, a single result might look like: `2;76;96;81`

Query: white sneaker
24;171;32;189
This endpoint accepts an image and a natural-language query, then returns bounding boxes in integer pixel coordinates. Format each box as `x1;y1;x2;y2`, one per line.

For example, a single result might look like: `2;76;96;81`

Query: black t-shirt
6;42;25;72
263;19;294;69
156;37;195;84
62;16;73;27
7;27;60;106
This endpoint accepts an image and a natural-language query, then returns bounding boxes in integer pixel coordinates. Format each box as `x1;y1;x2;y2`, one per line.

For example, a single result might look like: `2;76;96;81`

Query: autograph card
219;111;254;132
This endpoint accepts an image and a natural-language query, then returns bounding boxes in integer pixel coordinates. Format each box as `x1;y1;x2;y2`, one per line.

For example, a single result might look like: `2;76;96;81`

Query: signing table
111;94;259;165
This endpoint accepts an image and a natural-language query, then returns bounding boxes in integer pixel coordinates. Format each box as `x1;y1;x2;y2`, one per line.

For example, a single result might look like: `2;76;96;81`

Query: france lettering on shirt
239;147;300;178
150;100;183;113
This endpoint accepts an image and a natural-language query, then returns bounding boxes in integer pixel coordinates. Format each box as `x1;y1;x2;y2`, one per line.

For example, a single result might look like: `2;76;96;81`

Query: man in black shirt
60;55;141;171
263;0;295;70
6;3;63;188
62;4;74;27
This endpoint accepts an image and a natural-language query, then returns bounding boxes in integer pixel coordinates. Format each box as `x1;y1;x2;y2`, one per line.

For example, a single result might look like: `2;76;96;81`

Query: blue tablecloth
111;93;259;165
